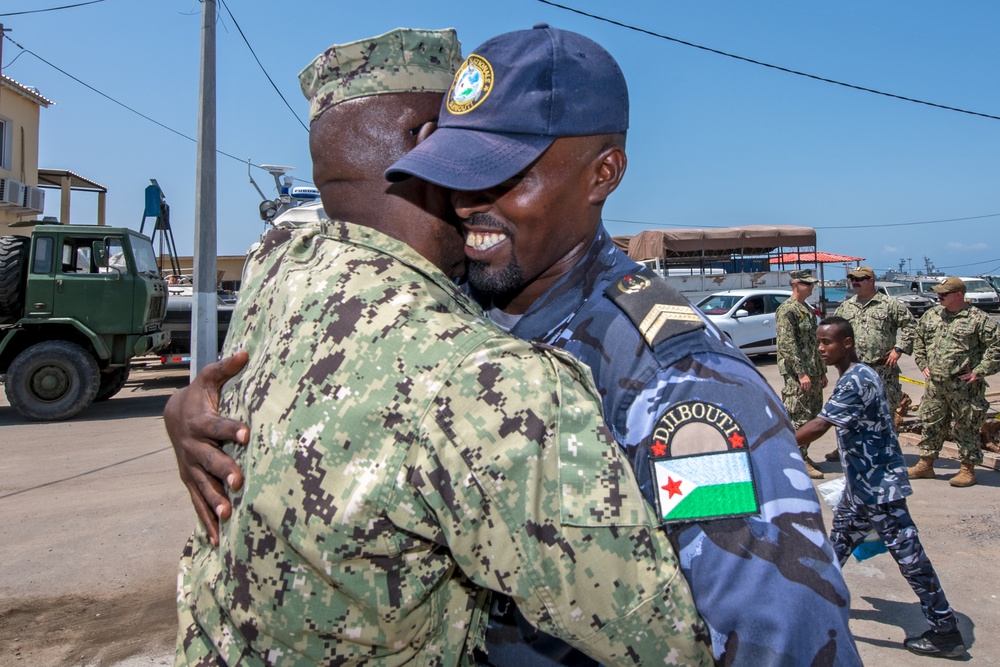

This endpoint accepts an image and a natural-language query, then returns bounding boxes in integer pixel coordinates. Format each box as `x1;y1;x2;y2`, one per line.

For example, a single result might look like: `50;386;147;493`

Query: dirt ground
0;355;998;666
0;365;190;667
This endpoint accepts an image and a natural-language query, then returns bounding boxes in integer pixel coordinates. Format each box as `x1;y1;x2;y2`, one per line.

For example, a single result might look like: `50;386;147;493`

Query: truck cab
0;226;169;420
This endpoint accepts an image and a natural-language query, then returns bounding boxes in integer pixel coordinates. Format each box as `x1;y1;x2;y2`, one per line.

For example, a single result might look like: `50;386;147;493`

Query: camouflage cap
298;28;463;123
846;266;874;279
789;269;819;284
931;276;966;294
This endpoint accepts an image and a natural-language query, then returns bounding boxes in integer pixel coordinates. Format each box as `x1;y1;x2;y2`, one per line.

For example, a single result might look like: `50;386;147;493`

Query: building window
0;116;11;171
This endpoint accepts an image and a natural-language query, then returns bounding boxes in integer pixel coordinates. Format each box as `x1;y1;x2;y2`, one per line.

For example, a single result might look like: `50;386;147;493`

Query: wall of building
0;82;44;234
157;254;248;292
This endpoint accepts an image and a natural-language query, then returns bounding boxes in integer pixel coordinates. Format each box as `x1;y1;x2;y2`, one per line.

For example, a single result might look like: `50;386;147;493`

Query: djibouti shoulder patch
648;401;760;524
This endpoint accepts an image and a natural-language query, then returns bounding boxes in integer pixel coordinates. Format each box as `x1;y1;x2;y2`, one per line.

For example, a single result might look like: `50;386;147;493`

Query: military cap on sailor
931;276;966;294
298;28;463;122
846;266;875;280
789;269;819;284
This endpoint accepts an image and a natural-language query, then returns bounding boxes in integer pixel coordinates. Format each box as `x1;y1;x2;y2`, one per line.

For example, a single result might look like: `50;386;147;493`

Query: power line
1;33;313;184
217;0;308;132
537;0;1000;122
0;0;107;18
605;212;1000;231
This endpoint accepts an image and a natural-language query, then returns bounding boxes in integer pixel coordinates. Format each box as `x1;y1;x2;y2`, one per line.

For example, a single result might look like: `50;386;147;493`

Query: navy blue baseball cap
384;24;629;191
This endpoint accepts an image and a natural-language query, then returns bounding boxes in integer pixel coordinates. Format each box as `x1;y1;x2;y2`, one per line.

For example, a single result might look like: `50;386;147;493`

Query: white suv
957;277;1000;311
696;289;817;357
908;276;999;312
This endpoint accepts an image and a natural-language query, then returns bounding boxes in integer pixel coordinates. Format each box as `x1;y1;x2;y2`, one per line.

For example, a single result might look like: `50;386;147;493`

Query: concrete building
0;74;52;233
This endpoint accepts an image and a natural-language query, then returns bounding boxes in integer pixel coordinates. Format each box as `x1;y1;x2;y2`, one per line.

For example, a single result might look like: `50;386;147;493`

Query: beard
467;255;525;296
464;212;527;296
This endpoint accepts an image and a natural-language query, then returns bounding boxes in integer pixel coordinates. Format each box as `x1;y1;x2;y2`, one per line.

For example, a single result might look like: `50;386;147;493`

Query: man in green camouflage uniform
828;266;916;461
174;29;712;666
775;269;827;478
909;276;1000;488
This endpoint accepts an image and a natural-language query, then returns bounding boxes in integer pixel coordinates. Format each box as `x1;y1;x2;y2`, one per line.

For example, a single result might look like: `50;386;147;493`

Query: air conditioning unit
0;178;25;208
21;186;45;214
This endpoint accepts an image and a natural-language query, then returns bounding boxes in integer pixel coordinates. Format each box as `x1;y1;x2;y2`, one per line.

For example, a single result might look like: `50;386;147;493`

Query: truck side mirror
93;240;108;267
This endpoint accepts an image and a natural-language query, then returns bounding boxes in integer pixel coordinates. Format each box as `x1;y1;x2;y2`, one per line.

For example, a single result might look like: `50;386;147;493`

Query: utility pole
191;0;218;379
1;24;6;112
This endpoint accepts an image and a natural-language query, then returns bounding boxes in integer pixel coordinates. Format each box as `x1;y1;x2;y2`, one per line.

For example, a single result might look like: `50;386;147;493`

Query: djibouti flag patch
647;400;759;524
652;451;759;523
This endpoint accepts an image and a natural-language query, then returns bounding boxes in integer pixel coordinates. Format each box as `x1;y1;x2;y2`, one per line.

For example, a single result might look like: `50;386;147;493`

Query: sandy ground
0;354;998;666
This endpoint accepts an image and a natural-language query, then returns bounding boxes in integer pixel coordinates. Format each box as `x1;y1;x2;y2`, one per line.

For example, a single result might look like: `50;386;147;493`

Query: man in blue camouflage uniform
909;276;1000;488
172;28;713;666
387;25;859;667
796;317;965;659
168;25;860;667
825;266;915;464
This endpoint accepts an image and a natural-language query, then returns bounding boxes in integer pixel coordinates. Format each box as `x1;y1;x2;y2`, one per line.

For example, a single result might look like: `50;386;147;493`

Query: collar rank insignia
648;401;759;524
604;266;705;348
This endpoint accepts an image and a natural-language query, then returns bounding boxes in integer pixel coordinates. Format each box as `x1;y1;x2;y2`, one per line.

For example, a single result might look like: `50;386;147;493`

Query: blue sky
3;0;998;279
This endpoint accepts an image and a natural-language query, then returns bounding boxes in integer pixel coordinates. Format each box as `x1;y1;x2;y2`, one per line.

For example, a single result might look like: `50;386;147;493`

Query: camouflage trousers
870;363;905;413
780;374;823;431
918;377;989;465
831;496;956;634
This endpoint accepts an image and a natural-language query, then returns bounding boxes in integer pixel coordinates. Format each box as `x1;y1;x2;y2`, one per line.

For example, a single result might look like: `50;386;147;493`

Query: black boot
903;628;966;659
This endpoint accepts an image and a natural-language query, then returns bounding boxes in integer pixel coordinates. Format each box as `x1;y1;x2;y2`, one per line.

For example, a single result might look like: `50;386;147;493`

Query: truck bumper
134;330;170;356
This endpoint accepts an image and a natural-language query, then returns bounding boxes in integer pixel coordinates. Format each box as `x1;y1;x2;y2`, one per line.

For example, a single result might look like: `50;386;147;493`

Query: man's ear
589;145;627;205
414;120;438;145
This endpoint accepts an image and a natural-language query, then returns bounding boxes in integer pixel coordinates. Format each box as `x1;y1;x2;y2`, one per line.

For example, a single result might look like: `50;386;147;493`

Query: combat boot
907;456;936;480
949;463;977;488
903;628;966;658
824;448;840;463
802;458;824;480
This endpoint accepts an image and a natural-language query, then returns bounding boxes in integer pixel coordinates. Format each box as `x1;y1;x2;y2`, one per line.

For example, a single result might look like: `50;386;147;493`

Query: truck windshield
882;284;910;297
131;238;160;275
963;280;994;294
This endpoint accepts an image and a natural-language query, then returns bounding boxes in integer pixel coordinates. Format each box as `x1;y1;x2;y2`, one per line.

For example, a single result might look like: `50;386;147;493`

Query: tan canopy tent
612;226;817;262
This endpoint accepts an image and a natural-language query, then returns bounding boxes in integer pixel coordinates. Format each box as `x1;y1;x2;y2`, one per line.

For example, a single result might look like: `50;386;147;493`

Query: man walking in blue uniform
796;317;965;659
168;25;860;666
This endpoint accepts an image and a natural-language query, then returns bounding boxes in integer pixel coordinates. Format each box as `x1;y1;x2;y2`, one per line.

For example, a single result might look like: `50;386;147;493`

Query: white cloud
946;242;989;251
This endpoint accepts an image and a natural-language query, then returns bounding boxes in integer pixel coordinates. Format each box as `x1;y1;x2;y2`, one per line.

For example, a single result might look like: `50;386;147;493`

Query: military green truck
0;225;169;420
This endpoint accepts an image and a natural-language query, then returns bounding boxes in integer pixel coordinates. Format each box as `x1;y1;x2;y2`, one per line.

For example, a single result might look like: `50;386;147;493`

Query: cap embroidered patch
447;54;494;115
648;401;759;523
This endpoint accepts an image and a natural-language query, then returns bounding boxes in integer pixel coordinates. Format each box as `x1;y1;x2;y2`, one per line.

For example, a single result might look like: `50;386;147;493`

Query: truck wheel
0;235;30;318
5;341;100;421
94;365;130;402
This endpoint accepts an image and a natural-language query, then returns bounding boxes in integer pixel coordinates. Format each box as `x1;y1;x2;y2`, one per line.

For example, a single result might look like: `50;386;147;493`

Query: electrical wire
1;33;314;184
537;0;1000;122
217;0;309;133
0;0;107;18
606;213;1000;231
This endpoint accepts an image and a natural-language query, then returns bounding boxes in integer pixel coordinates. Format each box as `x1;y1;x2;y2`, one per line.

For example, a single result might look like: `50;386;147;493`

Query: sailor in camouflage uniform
774;269;827;478
797;317;966;659
831;266;916;462
834;266;915;413
909;276;1000;488
388;26;859;667
173;29;712;666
